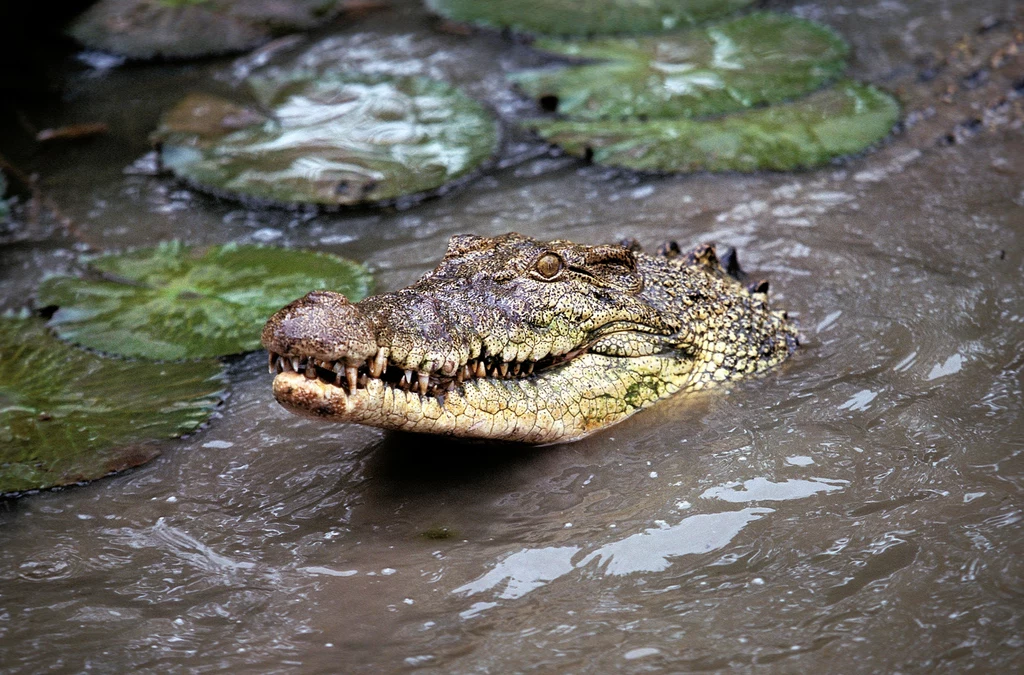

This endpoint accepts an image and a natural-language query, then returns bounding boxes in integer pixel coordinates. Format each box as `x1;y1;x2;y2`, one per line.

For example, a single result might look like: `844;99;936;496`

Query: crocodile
261;233;797;444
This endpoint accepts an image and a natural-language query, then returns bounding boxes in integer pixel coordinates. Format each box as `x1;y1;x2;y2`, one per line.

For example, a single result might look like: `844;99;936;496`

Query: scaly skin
261;233;797;444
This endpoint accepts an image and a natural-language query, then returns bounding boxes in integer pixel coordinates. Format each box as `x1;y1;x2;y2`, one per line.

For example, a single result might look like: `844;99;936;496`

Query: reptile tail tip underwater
262;232;798;444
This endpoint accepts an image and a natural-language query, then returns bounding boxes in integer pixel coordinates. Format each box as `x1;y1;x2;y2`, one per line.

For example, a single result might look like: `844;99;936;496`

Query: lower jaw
270;358;660;444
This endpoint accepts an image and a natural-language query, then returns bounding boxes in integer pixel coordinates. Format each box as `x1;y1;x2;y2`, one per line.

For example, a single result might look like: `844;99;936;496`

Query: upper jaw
261;288;587;396
262;289;674;400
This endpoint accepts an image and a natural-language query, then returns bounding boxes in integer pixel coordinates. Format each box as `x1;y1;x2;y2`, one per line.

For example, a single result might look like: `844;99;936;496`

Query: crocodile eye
533;252;565;280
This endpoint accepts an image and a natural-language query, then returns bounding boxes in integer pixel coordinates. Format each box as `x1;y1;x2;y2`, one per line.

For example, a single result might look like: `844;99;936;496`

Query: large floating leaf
531;81;900;172
0;316;225;496
155;71;499;207
38;242;372;360
513;13;848;120
68;0;341;60
425;0;755;36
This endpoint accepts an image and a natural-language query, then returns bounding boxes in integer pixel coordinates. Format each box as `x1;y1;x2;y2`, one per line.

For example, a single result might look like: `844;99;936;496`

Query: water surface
1;0;1022;672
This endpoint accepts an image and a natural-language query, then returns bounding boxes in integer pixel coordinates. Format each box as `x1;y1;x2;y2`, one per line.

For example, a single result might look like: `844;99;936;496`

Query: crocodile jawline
266;346;586;401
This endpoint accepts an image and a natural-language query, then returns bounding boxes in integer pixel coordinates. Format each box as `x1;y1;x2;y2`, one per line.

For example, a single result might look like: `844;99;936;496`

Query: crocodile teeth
270;336;555;400
371;348;386;378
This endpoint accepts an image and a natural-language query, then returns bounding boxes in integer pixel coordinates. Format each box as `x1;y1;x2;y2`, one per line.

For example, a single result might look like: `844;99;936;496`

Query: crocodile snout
261;290;378;363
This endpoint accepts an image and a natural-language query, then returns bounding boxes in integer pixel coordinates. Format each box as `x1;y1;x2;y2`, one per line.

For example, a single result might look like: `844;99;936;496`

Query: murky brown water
2;0;1023;672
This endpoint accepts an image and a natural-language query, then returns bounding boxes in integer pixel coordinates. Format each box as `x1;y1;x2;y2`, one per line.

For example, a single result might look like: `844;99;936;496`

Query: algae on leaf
155;72;499;207
513;13;848;120
0;316;224;496
69;0;341;60
38;242;372;360
531;81;900;172
425;0;754;36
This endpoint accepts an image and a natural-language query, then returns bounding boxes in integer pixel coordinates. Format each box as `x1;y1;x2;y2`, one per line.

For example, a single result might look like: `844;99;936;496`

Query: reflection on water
577;507;773;576
455;545;581;600
1;0;1023;672
701;477;847;502
455;507;773;604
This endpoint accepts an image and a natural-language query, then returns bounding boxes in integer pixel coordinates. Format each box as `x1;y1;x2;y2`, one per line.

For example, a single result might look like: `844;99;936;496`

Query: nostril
304;290;350;304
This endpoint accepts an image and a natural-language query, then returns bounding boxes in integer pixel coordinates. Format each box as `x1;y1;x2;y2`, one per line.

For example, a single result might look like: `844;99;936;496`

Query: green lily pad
37;242;372;360
68;0;341;60
512;13;848;120
425;0;755;36
0;315;225;496
154;71;500;207
531;81;900;172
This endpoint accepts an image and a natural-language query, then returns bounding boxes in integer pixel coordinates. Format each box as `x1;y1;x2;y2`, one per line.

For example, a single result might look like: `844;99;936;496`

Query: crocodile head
262;232;796;444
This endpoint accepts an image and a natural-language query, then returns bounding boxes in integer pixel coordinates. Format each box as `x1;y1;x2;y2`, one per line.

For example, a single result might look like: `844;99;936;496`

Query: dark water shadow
337;431;570;536
363;431;552;495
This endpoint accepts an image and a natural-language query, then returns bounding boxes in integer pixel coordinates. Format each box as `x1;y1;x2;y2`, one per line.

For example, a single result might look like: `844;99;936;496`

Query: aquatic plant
155;72;499;207
530;81;900;172
38;242;372;360
426;0;755;36
68;0;342;59
512;13;848;120
514;12;900;172
0;315;225;495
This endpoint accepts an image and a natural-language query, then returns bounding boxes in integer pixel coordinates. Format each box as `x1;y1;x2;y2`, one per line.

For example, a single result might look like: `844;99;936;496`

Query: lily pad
531;81;900;172
512;13;848;120
0;315;225;496
37;242;372;360
425;0;755;36
68;0;341;60
155;71;500;207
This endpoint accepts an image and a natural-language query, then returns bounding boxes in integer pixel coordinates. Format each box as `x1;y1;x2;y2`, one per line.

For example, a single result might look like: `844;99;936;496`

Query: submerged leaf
531;81;900;172
513;13;848;120
425;0;754;36
0;316;224;496
155;72;499;207
38;242;372;360
68;0;341;60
